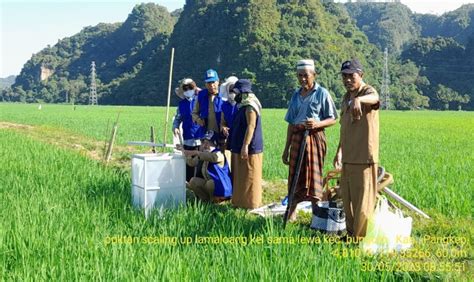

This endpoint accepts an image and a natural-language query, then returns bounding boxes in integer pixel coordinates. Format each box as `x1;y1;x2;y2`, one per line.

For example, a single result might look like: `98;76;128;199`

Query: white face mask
228;93;236;101
183;90;194;99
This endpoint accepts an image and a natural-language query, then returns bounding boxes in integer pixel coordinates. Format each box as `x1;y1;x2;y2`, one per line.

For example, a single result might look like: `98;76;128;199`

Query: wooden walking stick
283;130;309;229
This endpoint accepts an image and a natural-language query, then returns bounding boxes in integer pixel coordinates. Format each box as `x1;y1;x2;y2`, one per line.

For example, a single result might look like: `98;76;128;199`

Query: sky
1;0;473;77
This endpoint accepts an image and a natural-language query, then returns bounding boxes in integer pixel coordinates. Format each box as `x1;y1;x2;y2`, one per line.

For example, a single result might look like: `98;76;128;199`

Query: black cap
340;59;363;74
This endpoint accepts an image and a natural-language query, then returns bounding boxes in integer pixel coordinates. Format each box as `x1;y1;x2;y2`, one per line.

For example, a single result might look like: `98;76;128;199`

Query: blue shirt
284;83;338;125
172;99;202;147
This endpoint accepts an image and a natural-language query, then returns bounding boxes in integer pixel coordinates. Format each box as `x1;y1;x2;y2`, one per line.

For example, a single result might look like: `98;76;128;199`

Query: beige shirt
192;94;219;133
340;83;380;164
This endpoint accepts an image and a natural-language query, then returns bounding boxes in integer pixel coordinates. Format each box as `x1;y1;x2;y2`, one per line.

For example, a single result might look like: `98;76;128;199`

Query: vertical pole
105;111;120;163
163;47;175;149
103;118;111;159
105;125;117;163
150;126;156;154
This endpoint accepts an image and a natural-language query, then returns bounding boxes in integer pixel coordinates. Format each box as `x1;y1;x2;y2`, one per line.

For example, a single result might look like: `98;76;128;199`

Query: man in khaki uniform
334;59;380;239
192;69;222;138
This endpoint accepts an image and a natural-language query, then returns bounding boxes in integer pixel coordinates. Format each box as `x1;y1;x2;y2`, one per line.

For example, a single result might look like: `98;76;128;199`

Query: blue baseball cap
204;69;219;83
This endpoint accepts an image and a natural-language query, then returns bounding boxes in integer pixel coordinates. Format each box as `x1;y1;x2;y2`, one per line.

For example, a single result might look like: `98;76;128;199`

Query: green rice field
0;103;472;280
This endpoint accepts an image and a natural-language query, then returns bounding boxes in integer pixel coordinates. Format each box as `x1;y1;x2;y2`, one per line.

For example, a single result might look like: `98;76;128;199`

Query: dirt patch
262;179;287;203
0;121;144;168
0;122;33;130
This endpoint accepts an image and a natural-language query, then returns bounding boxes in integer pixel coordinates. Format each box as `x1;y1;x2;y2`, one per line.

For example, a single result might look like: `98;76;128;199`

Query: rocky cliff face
39;65;54;81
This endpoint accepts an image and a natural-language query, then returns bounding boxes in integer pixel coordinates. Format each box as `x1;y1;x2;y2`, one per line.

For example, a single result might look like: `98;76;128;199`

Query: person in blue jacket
184;131;232;203
192;69;223;143
172;78;204;181
220;76;239;151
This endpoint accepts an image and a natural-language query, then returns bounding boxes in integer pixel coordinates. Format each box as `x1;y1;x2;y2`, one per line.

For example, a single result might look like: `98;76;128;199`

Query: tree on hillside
455;93;470;110
345;2;420;55
0;87;14;101
402;37;473;110
435;84;469;110
389;60;429;109
415;4;474;45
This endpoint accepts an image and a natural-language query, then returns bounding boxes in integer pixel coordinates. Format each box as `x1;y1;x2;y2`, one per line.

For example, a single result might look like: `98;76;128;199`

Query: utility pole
381;47;390;110
89;61;98;105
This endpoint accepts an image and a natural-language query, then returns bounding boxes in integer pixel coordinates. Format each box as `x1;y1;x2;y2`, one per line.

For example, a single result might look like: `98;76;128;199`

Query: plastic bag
360;196;412;254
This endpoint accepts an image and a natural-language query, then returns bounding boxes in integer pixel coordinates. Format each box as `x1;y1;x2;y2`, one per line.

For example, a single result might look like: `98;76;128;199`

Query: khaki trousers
340;163;378;238
187;177;214;202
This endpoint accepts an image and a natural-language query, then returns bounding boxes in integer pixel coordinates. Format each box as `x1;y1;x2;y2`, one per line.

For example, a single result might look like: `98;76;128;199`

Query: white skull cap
297;59;315;72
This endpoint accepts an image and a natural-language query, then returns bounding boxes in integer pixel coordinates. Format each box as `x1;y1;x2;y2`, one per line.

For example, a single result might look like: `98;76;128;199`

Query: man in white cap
282;59;338;221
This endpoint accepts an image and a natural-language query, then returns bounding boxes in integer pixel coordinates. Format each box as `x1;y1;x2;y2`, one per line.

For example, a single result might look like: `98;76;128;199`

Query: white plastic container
131;153;186;217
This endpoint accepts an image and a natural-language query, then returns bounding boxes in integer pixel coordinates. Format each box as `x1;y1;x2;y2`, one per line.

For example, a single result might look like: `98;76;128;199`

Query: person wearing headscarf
282;59;338;221
172;78;204;181
229;79;263;209
220;76;239;151
184;130;232;203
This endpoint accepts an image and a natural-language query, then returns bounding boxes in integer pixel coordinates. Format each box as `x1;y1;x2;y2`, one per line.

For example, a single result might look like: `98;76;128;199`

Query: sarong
231;152;263;209
288;126;326;204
